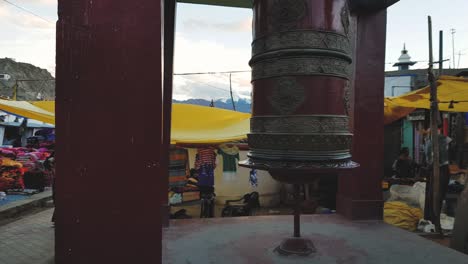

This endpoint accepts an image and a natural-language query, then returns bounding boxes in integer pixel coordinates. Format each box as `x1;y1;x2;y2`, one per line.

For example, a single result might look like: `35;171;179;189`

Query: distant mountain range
173;98;252;113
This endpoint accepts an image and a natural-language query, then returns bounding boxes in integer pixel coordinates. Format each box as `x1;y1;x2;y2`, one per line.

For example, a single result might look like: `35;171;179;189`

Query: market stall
167;104;281;218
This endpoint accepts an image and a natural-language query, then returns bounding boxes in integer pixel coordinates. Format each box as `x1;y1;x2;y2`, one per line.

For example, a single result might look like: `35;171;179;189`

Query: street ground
0;208;462;264
0;208;54;264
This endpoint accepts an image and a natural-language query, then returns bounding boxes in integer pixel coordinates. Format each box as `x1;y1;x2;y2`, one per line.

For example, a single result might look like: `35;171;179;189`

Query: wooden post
162;0;177;227
428;16;442;234
439;31;444;77
229;73;236;111
55;0;164;262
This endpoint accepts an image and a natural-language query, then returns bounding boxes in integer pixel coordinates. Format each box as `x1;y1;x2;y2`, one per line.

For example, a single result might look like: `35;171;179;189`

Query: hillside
0;58;55;101
0;58;252;110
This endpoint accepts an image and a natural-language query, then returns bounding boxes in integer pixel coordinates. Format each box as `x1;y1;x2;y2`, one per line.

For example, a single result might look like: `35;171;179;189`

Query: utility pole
439;31;444;77
429;16;442;234
457;51;465;69
12;80;18;101
451;28;456;69
229;73;236;111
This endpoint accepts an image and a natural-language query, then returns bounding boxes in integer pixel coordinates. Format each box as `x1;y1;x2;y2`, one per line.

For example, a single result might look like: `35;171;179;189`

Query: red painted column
56;1;164;263
336;10;387;220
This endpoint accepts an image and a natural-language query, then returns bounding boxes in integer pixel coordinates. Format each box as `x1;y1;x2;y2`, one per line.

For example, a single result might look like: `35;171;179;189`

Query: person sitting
392;147;418;179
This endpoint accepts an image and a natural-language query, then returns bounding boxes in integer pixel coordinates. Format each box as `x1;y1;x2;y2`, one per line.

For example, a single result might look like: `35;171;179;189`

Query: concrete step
0;190;53;222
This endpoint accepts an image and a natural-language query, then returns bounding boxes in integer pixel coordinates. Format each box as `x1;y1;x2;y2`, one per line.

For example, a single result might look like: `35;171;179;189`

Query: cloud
173;34;252;100
0;3;55;29
16;0;56;5
173;72;251;101
174;34;250;73
183;17;252;33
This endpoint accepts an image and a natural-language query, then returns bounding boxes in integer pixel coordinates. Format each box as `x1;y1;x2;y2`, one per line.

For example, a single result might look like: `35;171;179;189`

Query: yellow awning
23;98;422;138
388;75;468;112
171;103;250;144
29;101;250;144
0;99;55;124
30;101;55;113
384;98;415;125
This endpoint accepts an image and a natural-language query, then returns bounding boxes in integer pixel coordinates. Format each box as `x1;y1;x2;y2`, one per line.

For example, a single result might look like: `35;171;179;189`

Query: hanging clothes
198;165;215;187
169;147;189;188
249;169;258;188
194;148;217;187
218;144;240;182
194;148;217;169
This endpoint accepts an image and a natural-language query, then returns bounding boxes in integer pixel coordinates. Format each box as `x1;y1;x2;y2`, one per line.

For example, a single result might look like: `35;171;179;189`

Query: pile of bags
384;183;426;231
384;201;423;231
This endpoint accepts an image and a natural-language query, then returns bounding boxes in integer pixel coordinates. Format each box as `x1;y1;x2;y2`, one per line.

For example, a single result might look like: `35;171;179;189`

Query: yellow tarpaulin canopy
387;75;468;112
30;101;250;144
19;95;432;138
171;103;250;144
384;98;415;125
30;101;55;113
0;99;55;124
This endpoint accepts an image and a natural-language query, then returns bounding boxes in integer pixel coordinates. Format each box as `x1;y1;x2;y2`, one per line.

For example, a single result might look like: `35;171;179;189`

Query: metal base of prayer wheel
275;238;316;257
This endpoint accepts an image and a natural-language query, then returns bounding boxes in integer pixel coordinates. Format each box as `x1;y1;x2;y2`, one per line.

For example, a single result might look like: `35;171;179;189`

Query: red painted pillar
336;10;387;220
56;1;164;263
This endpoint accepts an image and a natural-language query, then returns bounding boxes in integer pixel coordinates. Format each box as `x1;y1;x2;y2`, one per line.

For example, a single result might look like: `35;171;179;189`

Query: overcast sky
1;0;467;101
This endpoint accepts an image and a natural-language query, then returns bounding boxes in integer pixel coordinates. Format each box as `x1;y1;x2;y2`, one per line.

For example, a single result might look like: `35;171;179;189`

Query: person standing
44;151;56;223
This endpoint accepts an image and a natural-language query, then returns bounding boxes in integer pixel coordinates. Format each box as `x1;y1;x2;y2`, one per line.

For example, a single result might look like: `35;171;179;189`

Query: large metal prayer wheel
240;0;359;256
241;0;359;181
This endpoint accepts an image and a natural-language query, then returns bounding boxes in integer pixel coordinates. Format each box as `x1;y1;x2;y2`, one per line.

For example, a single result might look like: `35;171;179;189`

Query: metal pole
457;51;465;69
428;16;442;234
294;184;301;238
229;73;236;111
451;28;456;69
439;31;443;76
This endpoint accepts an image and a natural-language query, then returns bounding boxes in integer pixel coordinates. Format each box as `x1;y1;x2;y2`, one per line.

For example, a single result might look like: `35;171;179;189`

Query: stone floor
0;209;467;264
163;215;468;264
0;208;54;264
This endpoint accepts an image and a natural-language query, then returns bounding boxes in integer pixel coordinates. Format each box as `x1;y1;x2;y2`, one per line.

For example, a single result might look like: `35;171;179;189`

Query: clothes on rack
218;144;240;182
198;164;215;187
194;148;217;187
169;148;189;188
194;148;217;169
249;169;258;188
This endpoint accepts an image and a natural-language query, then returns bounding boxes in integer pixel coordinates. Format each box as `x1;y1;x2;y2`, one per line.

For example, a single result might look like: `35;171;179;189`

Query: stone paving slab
1;209;467;264
0;209;54;264
163;215;468;264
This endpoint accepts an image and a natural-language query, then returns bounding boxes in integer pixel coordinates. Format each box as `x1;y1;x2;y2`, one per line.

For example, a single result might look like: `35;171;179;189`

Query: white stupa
393;44;417;71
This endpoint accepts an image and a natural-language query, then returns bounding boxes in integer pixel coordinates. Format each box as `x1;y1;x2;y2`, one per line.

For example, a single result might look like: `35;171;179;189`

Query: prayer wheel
241;0;358;180
240;0;359;256
239;0;395;257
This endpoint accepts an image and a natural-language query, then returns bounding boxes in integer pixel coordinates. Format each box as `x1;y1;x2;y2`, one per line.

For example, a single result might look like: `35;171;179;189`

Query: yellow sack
384;201;423;231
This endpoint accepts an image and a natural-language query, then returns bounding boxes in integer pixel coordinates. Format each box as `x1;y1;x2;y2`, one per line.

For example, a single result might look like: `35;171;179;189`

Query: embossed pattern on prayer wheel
247;0;354;163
